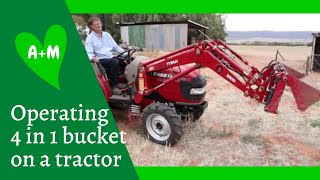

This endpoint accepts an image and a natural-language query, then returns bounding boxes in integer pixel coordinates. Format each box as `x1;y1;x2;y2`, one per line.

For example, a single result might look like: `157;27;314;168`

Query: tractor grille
180;75;207;101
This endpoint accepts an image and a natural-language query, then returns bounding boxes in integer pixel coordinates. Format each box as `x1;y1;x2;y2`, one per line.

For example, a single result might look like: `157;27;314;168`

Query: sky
225;14;320;31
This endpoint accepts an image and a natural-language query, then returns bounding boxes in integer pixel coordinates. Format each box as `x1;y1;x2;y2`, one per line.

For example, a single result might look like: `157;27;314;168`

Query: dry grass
310;119;320;128
114;45;320;166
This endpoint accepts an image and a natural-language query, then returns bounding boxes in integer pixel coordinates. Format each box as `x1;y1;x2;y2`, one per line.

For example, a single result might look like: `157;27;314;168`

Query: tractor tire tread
141;103;182;146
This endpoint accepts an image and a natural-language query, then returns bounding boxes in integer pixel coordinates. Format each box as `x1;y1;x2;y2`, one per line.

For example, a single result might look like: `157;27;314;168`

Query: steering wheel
115;48;143;63
116;49;134;58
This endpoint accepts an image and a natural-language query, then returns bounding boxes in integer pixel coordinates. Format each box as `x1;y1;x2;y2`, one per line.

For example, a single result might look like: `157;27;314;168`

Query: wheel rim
146;113;171;141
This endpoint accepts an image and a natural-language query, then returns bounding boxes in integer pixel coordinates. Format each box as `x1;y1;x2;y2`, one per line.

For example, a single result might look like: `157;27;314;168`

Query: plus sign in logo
15;25;67;90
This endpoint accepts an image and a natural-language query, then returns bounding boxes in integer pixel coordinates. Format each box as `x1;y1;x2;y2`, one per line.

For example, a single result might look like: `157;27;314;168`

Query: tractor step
127;104;140;123
130;104;140;116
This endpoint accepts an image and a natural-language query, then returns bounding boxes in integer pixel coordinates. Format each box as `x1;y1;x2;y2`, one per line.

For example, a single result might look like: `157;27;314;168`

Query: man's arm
85;35;97;62
107;33;124;54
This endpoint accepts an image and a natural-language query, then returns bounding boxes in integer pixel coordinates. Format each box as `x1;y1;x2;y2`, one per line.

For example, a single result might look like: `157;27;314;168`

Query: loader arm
134;40;320;113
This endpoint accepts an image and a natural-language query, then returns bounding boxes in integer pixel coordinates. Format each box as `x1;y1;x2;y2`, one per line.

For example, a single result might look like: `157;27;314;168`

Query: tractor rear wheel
142;103;182;145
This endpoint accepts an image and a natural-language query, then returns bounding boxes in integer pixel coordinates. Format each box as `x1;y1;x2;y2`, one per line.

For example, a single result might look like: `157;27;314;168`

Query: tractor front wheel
142;103;182;146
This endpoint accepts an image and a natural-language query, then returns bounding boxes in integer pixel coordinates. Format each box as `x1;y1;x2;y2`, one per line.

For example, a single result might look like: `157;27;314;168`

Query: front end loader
96;40;320;146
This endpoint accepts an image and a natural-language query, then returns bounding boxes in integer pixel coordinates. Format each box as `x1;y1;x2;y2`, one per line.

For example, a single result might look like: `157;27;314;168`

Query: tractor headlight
190;87;206;95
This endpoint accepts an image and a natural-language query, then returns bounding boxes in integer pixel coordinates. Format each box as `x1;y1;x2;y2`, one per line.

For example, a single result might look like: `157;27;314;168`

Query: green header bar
136;167;320;180
66;0;320;13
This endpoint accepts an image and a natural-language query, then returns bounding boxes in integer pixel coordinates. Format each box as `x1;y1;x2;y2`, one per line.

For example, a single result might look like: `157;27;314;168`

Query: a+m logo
28;45;60;59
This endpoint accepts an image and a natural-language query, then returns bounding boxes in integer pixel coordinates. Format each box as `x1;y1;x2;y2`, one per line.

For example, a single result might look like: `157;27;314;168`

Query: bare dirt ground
113;45;320;166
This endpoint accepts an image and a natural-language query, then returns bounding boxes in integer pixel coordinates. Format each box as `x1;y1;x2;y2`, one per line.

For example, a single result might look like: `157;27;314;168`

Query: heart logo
15;25;67;90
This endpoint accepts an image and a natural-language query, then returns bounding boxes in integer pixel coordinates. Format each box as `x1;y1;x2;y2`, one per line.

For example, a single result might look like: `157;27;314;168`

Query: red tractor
93;39;320;146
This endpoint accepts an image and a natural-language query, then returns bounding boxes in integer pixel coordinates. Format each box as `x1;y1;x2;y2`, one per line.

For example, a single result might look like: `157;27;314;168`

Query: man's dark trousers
99;58;120;88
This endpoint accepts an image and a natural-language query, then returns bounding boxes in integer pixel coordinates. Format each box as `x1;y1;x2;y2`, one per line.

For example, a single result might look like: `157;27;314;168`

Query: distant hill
226;31;313;45
226;31;314;39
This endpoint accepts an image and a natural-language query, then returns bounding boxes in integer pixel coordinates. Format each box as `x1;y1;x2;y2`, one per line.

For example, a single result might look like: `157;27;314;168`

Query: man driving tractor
85;16;124;95
83;17;320;146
